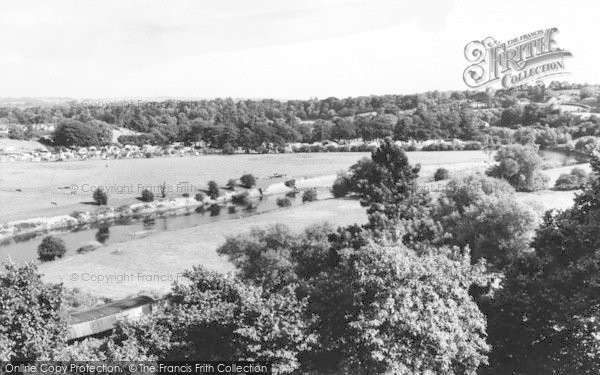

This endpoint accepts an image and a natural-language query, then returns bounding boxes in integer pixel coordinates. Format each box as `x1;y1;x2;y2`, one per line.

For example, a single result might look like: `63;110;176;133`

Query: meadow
0;151;490;222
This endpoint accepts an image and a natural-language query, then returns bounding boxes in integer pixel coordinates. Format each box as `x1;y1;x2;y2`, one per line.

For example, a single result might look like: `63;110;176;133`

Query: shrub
276;197;292;207
38;236;67;261
231;192;249;205
194;192;205;202
240;174;256;188
182;193;189;198
141;189;154;202
302;189;318;203
209;204;221;216
93;188;108;205
433;168;450;181
76;244;97;254
284;179;296;188
228;206;237;214
285;191;297;198
331;173;352;198
208;181;220;199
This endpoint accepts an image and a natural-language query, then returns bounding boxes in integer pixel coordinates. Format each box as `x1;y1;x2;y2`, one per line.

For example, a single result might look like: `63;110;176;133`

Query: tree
306;242;489;374
93;188;108;205
0;262;66;360
141;189;154;202
347;138;425;227
207;181;219;199
37;236;67;262
331;172;352;198
486;144;549;192
484;153;600;374
240;174;256;189
433;167;449;181
302;189;318;202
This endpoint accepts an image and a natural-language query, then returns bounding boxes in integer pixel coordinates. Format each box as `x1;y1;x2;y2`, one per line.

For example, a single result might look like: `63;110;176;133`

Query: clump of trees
435;174;539;268
53;119;112;147
483;154;600;374
486;144;549;191
554;167;589;190
38;236;67;262
93;188;108;205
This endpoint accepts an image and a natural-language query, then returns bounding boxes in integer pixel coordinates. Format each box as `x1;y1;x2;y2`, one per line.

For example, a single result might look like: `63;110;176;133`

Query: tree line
2;83;600;151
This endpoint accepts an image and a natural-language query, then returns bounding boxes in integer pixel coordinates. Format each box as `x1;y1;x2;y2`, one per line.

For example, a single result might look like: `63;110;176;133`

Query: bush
285;191;297;198
38;236;67;261
433;168;450;181
240;174;256;188
194;192;205;202
93;188;108;205
284;179;296;188
302;189;318;202
141;189;154;202
208;181;220;199
76;244;98;254
182;193;189;198
228;206;237;214
331;173;352;198
276;197;292;207
209;204;221;216
231;192;249;205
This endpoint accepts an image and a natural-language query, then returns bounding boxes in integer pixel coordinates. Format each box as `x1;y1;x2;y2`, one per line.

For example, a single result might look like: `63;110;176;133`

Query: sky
0;0;598;99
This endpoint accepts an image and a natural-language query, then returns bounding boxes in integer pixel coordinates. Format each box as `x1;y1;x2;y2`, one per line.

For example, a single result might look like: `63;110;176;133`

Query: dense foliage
0;262;66;360
484;153;600;374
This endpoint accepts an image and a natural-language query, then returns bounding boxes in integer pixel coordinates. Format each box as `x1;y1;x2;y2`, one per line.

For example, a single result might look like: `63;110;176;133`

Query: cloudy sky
0;0;598;99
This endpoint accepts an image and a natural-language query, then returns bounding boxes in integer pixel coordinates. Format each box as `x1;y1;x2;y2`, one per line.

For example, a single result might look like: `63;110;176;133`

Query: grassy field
0;150;490;222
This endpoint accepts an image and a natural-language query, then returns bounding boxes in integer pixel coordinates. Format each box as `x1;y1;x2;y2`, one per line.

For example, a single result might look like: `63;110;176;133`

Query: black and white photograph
0;0;599;374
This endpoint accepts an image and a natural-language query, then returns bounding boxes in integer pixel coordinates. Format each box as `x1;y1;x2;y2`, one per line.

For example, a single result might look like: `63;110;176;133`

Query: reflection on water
95;225;110;244
0;193;302;264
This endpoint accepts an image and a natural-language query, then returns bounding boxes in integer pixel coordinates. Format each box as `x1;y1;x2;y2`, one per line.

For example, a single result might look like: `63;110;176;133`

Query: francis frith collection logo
463;27;572;89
